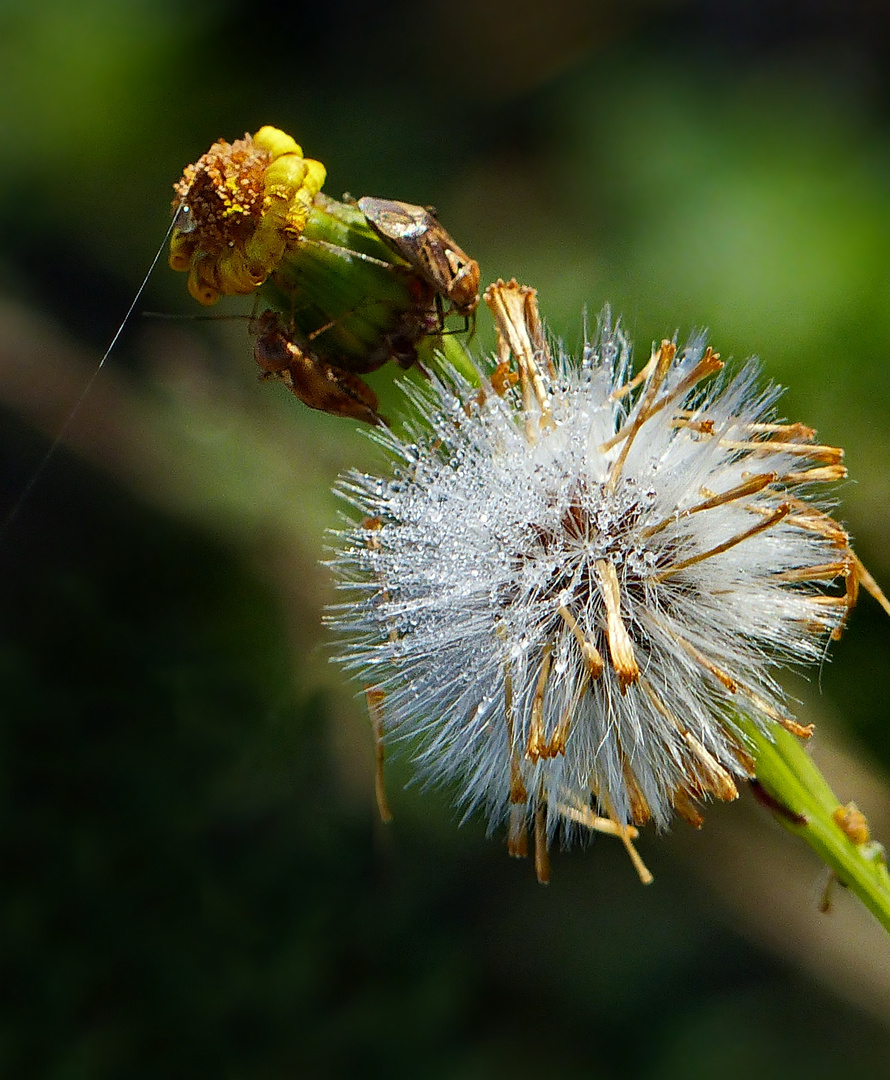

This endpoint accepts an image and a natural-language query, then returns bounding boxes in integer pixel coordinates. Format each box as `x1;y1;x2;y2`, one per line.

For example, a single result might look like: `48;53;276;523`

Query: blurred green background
3;1;890;1076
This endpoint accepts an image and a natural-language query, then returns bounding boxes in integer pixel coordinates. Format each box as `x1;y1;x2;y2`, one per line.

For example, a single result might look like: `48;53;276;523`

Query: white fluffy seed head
327;307;853;843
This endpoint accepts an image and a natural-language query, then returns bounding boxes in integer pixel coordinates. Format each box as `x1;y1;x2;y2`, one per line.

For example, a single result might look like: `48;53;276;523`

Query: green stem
741;719;890;933
426;332;478;384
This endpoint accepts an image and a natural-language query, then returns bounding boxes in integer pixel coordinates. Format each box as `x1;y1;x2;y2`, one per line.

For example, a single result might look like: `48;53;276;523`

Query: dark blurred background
3;1;890;1076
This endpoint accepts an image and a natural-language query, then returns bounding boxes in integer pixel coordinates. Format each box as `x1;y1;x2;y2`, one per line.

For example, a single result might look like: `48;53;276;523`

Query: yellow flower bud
169;127;327;305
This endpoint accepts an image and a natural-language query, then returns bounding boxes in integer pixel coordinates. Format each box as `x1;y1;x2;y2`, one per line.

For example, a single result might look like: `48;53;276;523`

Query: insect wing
357;197;430;246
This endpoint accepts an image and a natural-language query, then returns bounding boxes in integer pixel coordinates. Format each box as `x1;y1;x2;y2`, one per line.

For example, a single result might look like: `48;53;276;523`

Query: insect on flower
252;309;386;426
168;129;479;423
328;279;889;884
358;197;481;331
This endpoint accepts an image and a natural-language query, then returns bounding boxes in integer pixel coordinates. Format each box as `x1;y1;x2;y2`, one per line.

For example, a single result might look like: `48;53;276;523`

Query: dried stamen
526;644;554;760
501;632;529;857
484;279;555;438
609;346;658;401
651;503;792;582
672;418;717;435
641;472;778;539
681;731;739;802
660;627;739;692
491;361;519;397
365;686;393;823
555;800;640;839
499;628;528;807
620;753;653;824
639;677;740;802
595;560;639;691
600;793;654;885
507;805;529;858
534;802;550;884
852;554;890;619
558;603;604;679
717;439;843;464
743;496;849;546
673;415;818;442
601;346;722;456
603;341;675;484
771;559;853;584
738;686;813;738
777;465;848;484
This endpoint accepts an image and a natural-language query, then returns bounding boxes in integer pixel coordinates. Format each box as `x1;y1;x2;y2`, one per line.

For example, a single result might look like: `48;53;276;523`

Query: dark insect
252;309;385;426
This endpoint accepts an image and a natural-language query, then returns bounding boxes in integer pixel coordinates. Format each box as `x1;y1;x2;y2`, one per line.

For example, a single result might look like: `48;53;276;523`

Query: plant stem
741;719;890;933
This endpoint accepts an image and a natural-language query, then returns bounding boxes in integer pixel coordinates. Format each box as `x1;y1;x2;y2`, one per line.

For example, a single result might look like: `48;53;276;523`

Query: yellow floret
169;126;328;305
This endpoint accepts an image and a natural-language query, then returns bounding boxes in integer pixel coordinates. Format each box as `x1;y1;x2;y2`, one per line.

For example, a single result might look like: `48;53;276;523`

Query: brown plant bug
357;197;480;331
252;309;386;426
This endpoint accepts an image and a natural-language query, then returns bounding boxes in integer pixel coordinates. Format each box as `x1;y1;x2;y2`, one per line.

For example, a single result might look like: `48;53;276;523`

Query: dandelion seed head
328;286;857;862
